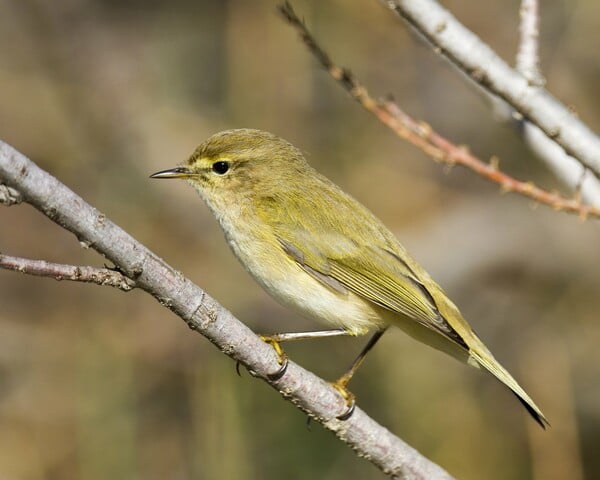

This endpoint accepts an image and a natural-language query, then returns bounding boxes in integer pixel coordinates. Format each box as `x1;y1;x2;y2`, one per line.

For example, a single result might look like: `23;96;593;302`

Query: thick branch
0;254;136;291
278;3;600;220
0;140;453;479
381;0;600;180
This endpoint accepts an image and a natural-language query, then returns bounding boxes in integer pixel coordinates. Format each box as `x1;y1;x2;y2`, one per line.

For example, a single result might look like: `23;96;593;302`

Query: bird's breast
217;212;381;336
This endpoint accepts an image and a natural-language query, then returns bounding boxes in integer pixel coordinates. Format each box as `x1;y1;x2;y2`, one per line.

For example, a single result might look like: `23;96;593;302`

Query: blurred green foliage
1;1;599;479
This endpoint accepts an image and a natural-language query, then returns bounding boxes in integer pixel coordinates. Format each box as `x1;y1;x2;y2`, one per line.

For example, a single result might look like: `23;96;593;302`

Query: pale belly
224;227;383;336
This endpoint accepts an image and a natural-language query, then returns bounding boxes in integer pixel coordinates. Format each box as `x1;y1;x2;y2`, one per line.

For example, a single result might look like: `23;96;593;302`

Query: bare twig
380;0;600;180
278;2;600;220
0;183;23;206
0;254;136;291
516;0;543;87
0;140;454;480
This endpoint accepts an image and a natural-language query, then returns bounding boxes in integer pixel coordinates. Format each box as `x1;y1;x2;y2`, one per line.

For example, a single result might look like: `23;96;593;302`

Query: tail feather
469;346;549;429
512;393;549;429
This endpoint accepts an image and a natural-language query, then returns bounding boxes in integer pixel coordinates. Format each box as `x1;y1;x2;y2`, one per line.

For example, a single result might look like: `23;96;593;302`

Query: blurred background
1;0;599;479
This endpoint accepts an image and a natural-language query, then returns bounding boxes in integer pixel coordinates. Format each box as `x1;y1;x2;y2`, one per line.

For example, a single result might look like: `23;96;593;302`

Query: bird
151;128;548;428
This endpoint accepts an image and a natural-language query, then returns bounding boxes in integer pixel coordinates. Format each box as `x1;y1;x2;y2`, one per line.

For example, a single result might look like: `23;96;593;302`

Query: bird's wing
275;230;469;350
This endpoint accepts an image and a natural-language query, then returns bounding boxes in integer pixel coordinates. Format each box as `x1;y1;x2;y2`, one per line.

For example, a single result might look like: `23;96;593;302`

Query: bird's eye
212;161;230;175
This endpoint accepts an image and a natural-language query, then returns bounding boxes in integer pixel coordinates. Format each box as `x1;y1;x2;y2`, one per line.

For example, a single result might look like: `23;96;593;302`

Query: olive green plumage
152;128;548;428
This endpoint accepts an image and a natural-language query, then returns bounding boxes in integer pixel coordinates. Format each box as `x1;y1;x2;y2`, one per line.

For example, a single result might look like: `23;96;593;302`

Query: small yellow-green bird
151;128;548;428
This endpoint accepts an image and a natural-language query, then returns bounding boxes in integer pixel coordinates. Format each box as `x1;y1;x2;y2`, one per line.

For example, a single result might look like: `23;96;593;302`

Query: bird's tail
468;339;549;429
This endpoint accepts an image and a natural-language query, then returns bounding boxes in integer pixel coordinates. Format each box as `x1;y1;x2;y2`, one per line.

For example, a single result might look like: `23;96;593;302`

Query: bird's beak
150;166;193;179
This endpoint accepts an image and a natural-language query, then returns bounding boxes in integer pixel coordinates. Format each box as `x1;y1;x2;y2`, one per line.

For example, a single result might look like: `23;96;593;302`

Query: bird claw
336;399;356;420
331;381;356;420
266;356;288;381
259;335;289;381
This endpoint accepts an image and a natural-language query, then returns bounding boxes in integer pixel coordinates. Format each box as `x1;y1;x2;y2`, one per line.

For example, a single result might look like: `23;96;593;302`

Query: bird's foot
330;378;356;420
259;335;289;380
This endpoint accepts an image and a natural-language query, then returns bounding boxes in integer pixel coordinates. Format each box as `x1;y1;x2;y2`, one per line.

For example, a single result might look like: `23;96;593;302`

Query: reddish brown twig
0;254;136;291
278;2;600;220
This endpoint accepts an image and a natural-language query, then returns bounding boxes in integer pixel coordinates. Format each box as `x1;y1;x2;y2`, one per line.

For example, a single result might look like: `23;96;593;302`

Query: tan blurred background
1;1;599;479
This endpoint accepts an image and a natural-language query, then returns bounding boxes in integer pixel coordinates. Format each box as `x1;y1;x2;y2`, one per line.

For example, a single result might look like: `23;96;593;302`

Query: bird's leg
331;328;388;420
258;329;350;380
256;328;388;420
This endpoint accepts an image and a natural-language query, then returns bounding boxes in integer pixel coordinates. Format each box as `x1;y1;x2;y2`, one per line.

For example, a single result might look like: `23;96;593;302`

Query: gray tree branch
0;254;136;291
381;0;600;181
513;0;600;206
516;0;543;87
0;140;454;480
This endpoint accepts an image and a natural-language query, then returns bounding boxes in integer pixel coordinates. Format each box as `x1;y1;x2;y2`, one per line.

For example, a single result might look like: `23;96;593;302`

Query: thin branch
516;0;543;87
278;2;600;220
380;0;600;180
0;183;23;206
0;254;136;291
0;141;454;480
